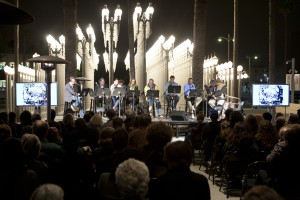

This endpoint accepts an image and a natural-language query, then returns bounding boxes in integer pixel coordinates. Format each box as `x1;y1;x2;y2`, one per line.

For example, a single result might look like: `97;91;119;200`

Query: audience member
0;124;12;145
83;113;92;124
255;120;278;160
115;158;150;200
22;125;33;135
187;113;205;150
243;185;283;200
124;109;136;133
134;113;152;129
202;109;221;162
219;108;233;123
0;138;39;200
102;109;117;128
63;113;75;135
89;114;103;133
75;118;98;150
143;122;173;178
245;114;258;136
150;141;210;200
0;112;8;124
64;108;74;116
287;113;298;124
30;184;64;200
47;127;59;143
275;112;283;119
21;134;48;183
8;111;18;137
230;110;244;129
113;117;125;129
267;125;300;198
15;110;33;138
275;116;286;133
31;113;42;123
262;112;272;122
255;114;264;126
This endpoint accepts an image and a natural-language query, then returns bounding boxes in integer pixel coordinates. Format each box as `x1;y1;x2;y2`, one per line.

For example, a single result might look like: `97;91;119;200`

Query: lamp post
102;4;122;85
246;55;258;85
27;56;70;123
133;2;154;89
218;33;233;62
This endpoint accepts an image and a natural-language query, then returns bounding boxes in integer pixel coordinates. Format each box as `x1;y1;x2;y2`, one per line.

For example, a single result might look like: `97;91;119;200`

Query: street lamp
218;33;233;62
47;35;65;56
246;55;258;84
102;4;122;85
133;2;154;88
237;65;243;100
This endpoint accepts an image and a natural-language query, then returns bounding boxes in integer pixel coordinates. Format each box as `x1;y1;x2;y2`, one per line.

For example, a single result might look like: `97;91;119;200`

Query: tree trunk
63;0;77;84
192;0;207;90
269;0;276;122
127;0;135;80
14;0;19;116
269;0;275;84
232;0;238;98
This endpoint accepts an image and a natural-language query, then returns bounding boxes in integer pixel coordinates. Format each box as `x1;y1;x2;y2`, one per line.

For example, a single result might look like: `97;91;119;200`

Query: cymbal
0;0;34;25
75;77;91;81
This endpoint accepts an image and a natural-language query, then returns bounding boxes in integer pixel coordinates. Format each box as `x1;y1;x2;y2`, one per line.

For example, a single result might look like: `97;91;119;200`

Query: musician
208;78;227;109
127;79;139;109
164;75;180;111
94;77;109;107
144;79;163;119
110;79;119;111
184;78;202;117
64;76;76;111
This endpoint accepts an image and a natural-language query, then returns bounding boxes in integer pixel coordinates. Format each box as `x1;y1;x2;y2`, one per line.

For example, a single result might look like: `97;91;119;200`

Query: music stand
146;90;159;117
126;90;140;112
167;86;181;111
80;88;92;97
95;88;111;116
112;87;126;117
189;89;203;118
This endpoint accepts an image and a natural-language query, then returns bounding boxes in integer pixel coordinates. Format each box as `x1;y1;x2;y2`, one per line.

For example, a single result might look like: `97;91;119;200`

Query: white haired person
115;158;150;200
30;184;64;200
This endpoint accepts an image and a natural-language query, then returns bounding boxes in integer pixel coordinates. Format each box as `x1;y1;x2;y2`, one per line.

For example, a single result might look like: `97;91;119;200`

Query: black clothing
202;121;221;161
150;166;210;200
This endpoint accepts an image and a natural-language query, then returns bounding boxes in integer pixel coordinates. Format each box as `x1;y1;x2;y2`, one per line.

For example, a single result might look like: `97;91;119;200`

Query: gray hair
30;184;64;200
115;158;150;199
21;134;41;160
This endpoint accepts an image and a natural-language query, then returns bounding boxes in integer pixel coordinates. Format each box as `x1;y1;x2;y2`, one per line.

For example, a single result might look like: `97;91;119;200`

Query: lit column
163;35;175;81
237;65;243;100
134;2;154;89
76;24;98;111
102;4;122;85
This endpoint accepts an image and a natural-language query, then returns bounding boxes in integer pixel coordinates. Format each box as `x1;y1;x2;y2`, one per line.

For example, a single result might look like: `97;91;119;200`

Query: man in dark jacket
150;141;210;200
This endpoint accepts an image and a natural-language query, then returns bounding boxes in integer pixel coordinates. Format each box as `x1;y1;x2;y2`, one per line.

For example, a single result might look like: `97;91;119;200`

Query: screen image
252;84;290;107
16;82;58;107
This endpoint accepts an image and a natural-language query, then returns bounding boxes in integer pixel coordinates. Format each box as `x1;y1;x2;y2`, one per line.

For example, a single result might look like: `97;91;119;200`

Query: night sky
1;0;300;83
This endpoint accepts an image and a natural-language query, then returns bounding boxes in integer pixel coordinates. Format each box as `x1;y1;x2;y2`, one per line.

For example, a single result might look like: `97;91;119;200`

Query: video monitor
252;84;290;107
16;82;58;107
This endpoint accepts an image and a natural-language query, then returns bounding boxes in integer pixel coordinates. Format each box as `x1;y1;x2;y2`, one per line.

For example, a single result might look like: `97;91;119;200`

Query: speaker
170;111;187;121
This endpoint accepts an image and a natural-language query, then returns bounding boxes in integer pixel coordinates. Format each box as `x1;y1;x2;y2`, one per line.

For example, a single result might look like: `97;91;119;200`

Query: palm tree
63;0;77;84
232;0;238;98
278;0;293;74
127;0;135;79
192;0;207;90
269;0;276;120
269;0;275;84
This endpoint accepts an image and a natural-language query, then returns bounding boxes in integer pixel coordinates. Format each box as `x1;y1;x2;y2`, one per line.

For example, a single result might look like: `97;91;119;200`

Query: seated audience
15;110;32;138
89;114;103;134
0;124;12;145
8;111;18;137
245;114;258;136
275;116;286;133
287;113;298;124
32;113;41;123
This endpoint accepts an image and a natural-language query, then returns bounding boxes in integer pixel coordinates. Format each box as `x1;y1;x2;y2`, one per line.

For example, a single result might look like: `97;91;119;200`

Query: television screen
252;84;290;107
16;82;58;107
